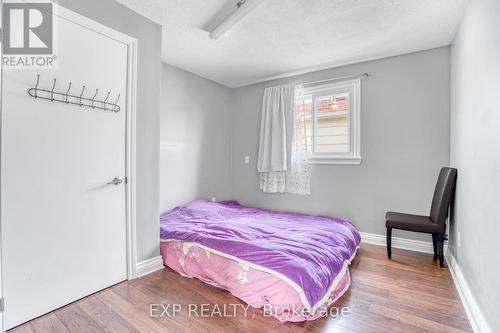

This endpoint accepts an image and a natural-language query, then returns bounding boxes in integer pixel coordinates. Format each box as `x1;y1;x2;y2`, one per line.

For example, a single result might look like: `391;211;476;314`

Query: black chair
385;167;457;267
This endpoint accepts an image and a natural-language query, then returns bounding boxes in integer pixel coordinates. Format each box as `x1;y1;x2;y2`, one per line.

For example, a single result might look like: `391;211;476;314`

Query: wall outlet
457;231;461;247
244;155;250;164
211;197;216;202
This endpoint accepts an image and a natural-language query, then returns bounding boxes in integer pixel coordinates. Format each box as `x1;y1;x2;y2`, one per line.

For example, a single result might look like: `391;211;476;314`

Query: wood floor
10;243;471;333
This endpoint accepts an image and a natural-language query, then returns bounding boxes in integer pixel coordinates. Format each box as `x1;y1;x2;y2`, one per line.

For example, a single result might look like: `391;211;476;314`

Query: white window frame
304;79;361;165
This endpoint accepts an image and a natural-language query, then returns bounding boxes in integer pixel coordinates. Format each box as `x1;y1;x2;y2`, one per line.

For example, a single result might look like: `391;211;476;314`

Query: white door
1;6;133;329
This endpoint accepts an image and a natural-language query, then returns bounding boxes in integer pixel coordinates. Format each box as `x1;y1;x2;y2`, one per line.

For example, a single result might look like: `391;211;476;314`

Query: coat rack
27;74;121;113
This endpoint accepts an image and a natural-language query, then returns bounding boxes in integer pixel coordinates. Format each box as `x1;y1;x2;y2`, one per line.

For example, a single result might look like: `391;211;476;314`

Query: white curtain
258;84;310;195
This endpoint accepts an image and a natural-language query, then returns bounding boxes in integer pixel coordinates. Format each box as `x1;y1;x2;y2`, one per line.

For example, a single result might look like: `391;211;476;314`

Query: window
302;79;361;164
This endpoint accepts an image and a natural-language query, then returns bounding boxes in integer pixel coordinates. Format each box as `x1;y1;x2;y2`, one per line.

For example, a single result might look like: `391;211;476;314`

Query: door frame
0;4;139;331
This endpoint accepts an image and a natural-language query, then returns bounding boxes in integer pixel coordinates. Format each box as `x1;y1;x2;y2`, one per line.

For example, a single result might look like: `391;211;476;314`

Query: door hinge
0;297;4;312
124;176;128;184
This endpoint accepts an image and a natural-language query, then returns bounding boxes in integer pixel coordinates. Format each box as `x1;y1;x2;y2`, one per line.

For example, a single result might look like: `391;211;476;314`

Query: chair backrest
430;167;457;226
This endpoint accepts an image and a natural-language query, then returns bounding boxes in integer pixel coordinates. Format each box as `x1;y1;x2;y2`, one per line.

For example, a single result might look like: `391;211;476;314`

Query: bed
160;200;360;322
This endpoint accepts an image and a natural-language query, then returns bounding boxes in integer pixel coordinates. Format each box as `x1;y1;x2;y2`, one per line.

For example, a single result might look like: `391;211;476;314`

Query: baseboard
360;232;448;254
361;232;490;332
445;251;492;333
136;256;164;278
133;236;491;332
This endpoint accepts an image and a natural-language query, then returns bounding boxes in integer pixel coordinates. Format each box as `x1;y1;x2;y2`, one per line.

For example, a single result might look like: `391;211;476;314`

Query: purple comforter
160;200;360;307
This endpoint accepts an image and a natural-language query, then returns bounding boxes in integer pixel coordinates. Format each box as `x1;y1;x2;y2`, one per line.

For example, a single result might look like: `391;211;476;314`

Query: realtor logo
2;1;57;68
3;2;53;54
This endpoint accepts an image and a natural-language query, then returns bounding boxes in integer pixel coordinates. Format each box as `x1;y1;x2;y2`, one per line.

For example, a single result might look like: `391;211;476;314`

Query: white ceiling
118;0;467;88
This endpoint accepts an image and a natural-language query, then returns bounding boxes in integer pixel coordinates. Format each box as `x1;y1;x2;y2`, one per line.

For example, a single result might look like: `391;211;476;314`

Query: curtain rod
302;73;369;87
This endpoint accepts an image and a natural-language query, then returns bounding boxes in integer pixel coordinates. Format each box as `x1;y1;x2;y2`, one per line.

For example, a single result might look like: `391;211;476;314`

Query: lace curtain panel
257;84;310;195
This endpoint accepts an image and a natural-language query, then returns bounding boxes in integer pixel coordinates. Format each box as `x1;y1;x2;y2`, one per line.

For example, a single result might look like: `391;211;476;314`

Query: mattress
160;200;360;322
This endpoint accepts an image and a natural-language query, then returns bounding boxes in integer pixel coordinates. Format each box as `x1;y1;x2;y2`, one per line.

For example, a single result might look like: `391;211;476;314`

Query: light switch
244;155;250;164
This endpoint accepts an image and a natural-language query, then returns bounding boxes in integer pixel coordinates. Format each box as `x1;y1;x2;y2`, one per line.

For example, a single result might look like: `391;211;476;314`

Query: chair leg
437;235;445;268
386;227;392;259
432;233;438;260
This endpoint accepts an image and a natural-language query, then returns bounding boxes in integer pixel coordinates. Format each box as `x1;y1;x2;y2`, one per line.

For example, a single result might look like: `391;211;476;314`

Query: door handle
107;177;124;185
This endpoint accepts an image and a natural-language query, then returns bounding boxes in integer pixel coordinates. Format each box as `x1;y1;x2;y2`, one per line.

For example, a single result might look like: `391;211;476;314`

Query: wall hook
103;91;110;111
114;94;120;112
91;89;99;109
65;82;72;104
79;85;86;106
34;74;40;98
27;75;120;113
50;79;57;101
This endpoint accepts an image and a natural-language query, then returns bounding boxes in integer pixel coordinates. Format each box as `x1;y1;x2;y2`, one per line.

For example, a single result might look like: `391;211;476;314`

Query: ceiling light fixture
209;0;266;40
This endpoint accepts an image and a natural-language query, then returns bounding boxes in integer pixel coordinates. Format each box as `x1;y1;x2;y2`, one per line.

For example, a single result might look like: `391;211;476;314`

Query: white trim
304;79;361;165
445;251;492;333
125;35;139;281
53;5;137;45
360;232;448;254
308;156;362;165
358;233;490;332
136;256;165;278
0;6;138;330
0;2;4;331
161;239;359;311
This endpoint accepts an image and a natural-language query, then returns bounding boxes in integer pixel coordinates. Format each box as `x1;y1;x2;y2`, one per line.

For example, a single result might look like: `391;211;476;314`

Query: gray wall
55;0;162;262
231;47;451;241
160;64;233;213
450;0;500;330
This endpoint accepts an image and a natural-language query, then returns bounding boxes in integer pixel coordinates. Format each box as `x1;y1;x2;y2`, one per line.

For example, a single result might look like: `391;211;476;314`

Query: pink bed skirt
160;240;351;322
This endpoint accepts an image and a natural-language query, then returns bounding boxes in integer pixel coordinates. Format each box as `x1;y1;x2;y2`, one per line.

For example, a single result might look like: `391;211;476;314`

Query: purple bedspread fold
160;200;360;307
